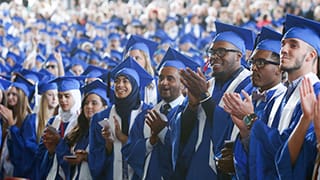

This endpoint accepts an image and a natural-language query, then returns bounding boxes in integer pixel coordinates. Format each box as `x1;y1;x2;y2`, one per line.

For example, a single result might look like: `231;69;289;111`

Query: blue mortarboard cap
81;80;110;105
39;68;56;80
0;63;10;74
12;73;35;97
131;19;143;27
179;33;197;45
19;69;43;83
283;14;320;55
255;27;282;55
5;35;20;44
157;47;201;71
82;65;108;78
50;76;85;92
125;35;159;61
12;16;25;25
70;57;88;70
38;81;57;95
111;57;153;88
103;56;119;68
0;78;11;91
72;49;89;61
108;33;121;40
214;21;256;54
36;54;45;63
110;50;123;61
46;54;57;63
114;67;140;87
89;53;101;62
6;51;21;64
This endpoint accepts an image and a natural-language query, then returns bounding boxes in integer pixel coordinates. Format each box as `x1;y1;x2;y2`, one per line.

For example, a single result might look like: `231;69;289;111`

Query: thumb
241;90;251;102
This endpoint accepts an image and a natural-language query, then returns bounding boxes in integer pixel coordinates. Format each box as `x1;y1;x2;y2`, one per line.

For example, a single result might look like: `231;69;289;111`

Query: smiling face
83;93;105;119
7;86;19;107
208;41;242;80
58;91;75;111
114;75;133;99
158;66;183;102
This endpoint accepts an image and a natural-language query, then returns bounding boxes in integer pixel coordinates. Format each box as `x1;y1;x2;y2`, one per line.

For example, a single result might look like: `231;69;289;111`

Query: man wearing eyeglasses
221;27;286;179
172;21;255;179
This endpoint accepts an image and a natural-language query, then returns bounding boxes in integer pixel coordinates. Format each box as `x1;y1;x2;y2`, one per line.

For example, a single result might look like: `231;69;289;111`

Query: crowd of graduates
0;0;320;179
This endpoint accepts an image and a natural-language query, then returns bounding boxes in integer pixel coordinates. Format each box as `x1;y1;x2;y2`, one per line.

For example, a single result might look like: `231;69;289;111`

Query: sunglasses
248;58;280;68
46;65;56;69
206;47;241;58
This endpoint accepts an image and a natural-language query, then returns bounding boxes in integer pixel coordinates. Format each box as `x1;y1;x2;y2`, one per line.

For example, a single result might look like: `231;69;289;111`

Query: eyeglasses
206;48;241;58
46;65;56;69
248;58;280;68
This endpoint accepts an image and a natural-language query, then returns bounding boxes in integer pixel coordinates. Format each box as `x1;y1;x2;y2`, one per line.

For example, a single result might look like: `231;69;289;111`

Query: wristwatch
200;91;210;101
243;113;258;129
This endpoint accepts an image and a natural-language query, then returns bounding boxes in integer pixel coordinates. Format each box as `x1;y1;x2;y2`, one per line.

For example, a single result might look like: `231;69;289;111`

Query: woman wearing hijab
57;80;110;180
37;76;82;180
89;68;152;180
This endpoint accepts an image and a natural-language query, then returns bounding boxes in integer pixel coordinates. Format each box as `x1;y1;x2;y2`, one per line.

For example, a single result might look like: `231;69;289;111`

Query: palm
300;78;316;121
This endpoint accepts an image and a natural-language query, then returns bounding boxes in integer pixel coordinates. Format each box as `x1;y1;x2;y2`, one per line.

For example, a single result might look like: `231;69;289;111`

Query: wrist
243;113;258;129
200;91;211;102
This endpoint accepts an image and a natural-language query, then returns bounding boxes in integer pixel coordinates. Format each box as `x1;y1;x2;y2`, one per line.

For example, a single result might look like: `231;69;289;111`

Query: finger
241;90;252;102
113;116;120;131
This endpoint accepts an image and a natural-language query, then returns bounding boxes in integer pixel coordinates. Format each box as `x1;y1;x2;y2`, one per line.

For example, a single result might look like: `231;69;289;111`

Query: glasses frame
248;58;280;68
206;47;241;58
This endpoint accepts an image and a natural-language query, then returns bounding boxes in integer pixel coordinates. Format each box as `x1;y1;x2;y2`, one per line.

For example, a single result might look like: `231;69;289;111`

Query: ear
306;49;317;63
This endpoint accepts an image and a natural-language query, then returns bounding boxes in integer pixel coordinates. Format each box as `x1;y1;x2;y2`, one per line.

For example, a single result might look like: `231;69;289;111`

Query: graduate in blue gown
88;68;153;180
0;74;37;179
37;76;83;180
58;80;109;180
173;21;255;179
274;14;320;179
121;48;199;179
221;26;286;179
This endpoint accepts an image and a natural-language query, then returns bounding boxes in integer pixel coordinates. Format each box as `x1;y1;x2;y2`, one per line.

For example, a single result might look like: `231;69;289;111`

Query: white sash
267;84;287;127
110;104;143;180
278;73;319;133
72;145;92;180
0;136;14;178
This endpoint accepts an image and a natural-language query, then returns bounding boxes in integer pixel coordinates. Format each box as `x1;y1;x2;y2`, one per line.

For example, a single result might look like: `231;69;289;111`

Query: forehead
115;75;129;81
58;91;72;96
251;49;274;59
159;66;179;75
209;41;237;49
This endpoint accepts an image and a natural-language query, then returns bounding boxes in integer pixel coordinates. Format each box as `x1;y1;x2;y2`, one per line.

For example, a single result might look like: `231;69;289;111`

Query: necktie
252;90;267;102
161;103;171;115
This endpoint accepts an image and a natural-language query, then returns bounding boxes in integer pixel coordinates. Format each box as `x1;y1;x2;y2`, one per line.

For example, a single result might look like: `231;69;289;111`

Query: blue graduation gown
233;84;286;180
56;132;90;180
275;82;320;179
37;117;73;180
88;103;152;180
5;113;37;178
173;67;252;179
247;79;320;179
121;99;186;180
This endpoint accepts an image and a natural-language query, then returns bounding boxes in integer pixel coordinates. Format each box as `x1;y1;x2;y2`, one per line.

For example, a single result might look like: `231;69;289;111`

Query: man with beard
172;21;255;179
274;14;320;179
221;27;286;179
122;48;200;179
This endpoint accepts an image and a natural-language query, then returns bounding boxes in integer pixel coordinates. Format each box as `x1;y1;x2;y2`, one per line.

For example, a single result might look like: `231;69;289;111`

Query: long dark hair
65;94;106;147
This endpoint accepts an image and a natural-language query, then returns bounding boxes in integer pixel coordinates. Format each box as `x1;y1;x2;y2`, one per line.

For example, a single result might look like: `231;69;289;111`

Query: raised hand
145;109;167;136
300;77;316;122
113;116;128;144
223;90;254;120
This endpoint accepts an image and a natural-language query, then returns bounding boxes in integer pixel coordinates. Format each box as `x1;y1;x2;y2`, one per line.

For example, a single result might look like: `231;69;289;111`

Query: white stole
47;115;78;180
278;73;319;133
109;104;143;180
195;68;250;172
72;145;92;180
